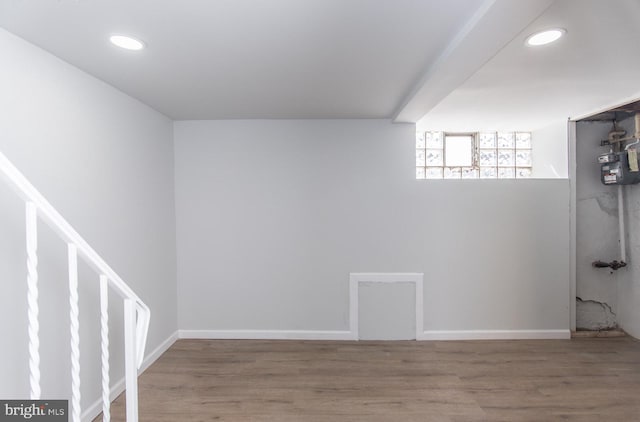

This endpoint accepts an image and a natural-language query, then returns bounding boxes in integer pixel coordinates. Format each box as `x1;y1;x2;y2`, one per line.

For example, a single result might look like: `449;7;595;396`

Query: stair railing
0;150;150;422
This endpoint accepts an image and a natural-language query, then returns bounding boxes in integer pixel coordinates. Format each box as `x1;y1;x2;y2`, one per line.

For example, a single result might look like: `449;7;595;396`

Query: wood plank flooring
101;337;640;421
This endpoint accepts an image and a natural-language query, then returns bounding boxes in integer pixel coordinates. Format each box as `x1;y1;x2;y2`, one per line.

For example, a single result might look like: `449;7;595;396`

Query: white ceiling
0;0;485;119
418;0;640;131
1;0;638;127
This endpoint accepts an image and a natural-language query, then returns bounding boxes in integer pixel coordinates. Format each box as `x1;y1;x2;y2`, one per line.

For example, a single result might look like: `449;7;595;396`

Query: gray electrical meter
600;149;640;185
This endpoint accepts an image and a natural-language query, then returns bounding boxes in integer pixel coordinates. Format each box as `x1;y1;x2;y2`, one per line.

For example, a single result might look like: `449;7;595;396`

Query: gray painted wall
615;116;640;338
0;28;177;407
174;119;571;335
573;117;640;331
575;121;622;329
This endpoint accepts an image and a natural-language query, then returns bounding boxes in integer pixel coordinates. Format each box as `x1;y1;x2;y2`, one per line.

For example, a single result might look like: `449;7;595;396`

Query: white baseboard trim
81;377;126;422
81;330;179;422
179;329;355;341
178;329;571;341
420;329;571;341
139;330;179;373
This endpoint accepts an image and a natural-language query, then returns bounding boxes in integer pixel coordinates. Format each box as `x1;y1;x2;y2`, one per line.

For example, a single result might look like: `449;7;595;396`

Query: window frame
443;132;475;168
416;131;532;180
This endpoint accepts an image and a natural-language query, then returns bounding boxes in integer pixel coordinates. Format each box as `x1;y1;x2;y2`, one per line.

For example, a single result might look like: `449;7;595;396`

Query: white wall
0;27;177;412
532;120;569;178
174;119;571;337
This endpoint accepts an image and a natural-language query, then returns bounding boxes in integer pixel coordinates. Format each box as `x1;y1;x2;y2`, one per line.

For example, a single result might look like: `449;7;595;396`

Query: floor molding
140;330;180;372
179;329;355;341
81;330;179;422
420;329;571;340
179;329;570;341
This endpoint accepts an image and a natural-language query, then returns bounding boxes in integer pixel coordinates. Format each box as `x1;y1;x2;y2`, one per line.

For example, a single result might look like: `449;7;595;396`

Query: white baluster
26;202;40;400
100;275;110;422
124;299;139;422
2;152;150;420
68;244;81;422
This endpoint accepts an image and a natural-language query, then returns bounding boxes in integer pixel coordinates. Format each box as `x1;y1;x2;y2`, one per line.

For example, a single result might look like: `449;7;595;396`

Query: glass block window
416;131;532;179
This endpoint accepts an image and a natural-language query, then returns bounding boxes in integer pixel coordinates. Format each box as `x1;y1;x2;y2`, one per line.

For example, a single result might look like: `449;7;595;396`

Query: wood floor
102;337;640;421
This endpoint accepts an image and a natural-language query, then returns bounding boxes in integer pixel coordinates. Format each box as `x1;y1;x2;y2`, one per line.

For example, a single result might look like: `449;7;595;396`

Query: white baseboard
420;329;571;341
178;329;571;341
81;377;126;422
179;329;355;341
81;330;179;422
139;330;179;373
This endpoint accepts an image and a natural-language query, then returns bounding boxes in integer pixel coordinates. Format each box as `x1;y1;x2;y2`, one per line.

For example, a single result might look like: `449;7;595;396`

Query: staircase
0;150;150;422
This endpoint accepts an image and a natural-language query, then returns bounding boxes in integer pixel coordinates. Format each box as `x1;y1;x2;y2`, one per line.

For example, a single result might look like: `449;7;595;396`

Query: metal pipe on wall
619;184;626;263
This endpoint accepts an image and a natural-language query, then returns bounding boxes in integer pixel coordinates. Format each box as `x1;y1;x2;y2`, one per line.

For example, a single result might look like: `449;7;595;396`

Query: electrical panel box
601;150;640;185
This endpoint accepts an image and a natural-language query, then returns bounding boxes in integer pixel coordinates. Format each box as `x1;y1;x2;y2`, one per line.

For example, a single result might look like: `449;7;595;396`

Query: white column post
100;275;111;422
124;299;139;422
26;201;40;400
68;244;81;422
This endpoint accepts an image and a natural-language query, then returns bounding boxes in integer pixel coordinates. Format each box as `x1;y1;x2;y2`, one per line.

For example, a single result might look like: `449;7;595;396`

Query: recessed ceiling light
109;35;145;51
525;28;566;46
